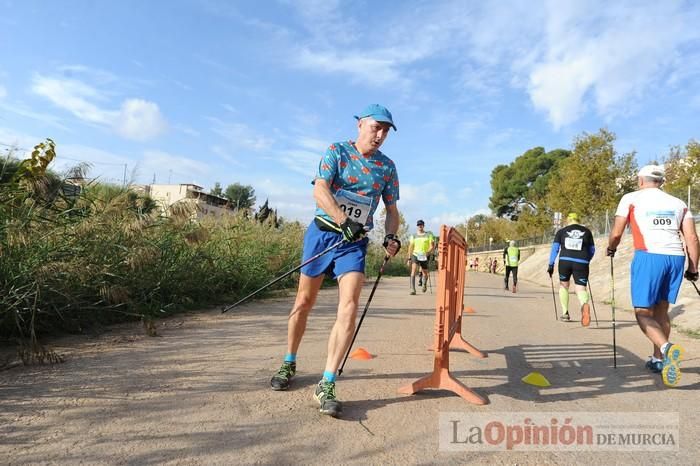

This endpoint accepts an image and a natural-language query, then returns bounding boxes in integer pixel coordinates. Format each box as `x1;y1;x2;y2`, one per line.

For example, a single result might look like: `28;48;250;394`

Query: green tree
457;214;516;250
371;207;409;243
225;183;256;210
546;128;637;218
210;182;223;197
489;146;569;218
663;140;700;209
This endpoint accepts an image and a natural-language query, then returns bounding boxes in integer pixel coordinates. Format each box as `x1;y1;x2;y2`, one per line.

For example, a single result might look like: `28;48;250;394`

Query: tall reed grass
0;141;304;342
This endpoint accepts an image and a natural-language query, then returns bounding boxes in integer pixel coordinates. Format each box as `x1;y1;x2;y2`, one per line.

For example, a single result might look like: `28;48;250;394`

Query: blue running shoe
645;358;662;373
661;343;684;387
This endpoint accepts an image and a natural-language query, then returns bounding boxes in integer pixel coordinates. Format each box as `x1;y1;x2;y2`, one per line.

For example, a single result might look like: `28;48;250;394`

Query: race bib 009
646;211;679;230
334;189;371;224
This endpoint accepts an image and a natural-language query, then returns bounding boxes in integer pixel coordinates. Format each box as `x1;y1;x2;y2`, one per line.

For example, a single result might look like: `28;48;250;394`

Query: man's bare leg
271;273;324;391
559;280;571;319
324;271;364;373
410;262;417;293
287;273;325;354
635;307;668;350
651;301;671;359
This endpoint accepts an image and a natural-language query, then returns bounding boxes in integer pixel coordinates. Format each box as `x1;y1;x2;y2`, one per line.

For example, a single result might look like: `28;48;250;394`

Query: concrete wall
467;245;542;274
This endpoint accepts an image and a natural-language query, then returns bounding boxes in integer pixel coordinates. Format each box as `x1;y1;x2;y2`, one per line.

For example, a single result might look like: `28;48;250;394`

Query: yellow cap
567;212;580;222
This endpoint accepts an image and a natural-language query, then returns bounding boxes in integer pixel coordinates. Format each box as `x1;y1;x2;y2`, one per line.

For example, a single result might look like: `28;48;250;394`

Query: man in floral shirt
270;104;402;418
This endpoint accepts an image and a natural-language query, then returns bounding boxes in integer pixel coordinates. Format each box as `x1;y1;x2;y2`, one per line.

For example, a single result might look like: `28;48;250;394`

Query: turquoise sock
323;370;336;382
284;353;296;363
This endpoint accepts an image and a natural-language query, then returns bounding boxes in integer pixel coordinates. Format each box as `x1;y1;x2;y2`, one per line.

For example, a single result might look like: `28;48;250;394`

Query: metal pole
587;282;600;327
338;255;390;376
691;280;700;297
221;239;344;313
611;257;617;368
549;276;559;321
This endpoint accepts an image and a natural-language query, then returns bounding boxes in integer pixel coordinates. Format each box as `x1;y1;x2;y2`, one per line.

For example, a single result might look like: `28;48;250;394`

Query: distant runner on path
406;219;435;294
607;164;699;387
503;240;520;293
547;212;595;326
269;104;402;417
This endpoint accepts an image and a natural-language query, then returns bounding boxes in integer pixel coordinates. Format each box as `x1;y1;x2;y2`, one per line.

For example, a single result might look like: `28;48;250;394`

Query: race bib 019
334;189;371;224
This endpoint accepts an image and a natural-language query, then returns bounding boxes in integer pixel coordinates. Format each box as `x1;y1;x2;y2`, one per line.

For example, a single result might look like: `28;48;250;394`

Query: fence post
398;225;488;405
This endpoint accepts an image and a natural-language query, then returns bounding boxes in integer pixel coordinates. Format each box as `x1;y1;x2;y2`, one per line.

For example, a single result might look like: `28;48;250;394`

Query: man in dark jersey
547;212;595;326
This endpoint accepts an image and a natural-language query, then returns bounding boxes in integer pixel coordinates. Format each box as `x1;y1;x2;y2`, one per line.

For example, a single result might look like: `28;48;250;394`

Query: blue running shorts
630;250;685;308
300;220;369;279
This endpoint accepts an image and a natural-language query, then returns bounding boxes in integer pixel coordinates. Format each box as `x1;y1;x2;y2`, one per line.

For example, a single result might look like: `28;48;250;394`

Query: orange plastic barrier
398;225;488;405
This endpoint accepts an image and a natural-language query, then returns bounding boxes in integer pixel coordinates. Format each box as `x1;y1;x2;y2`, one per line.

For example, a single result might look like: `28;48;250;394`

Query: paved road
2;272;699;464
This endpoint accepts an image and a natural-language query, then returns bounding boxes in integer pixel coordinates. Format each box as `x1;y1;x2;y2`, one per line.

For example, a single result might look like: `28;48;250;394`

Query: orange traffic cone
349;347;373;360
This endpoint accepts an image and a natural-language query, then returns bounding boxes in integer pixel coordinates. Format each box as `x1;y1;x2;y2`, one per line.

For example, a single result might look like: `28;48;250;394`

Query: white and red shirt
615;188;692;256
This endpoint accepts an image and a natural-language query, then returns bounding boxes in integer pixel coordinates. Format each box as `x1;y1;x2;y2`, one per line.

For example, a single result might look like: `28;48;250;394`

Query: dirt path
2;272;699;465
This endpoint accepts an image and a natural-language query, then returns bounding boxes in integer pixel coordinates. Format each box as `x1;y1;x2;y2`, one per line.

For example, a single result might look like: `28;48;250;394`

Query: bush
0;142;304;341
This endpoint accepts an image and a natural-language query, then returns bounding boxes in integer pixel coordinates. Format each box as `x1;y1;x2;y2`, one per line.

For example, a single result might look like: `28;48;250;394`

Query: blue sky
1;0;699;230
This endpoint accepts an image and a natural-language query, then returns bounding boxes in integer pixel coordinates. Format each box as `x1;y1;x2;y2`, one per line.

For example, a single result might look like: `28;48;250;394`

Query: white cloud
691;94;700;109
400;182;449;206
277;148;319;177
115;99;167;141
32;75;115;125
286;1;700;129
426;208;491;231
30;74;167;141
248;177;315;223
294;48;403;87
133;150;211;186
209;117;274;152
526;3;700;128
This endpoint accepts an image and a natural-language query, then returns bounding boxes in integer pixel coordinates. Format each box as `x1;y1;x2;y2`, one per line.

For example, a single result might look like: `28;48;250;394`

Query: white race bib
564;238;583;251
646;211;679;230
334;189;371;225
416;253;428;261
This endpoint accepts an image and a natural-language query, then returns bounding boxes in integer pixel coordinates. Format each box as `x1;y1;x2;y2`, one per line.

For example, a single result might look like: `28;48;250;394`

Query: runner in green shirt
503;240;520;293
406;220;435;294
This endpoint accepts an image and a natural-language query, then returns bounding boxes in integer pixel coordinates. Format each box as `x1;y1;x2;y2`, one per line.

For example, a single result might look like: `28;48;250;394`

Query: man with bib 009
607;164;699;387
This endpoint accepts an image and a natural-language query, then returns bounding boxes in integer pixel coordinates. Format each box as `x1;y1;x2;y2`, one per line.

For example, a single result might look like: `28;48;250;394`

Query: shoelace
321;382;337;400
277;364;294;378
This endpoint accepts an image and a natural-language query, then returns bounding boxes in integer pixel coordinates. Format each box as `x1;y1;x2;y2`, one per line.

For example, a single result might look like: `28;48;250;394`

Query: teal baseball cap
354;104;396;131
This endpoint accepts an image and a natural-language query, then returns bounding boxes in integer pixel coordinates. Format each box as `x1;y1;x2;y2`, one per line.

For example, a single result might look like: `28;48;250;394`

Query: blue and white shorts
300;220;368;279
630;251;685;308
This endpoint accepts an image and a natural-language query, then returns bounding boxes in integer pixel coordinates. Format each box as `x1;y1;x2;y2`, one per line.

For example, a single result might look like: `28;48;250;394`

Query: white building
143;184;236;219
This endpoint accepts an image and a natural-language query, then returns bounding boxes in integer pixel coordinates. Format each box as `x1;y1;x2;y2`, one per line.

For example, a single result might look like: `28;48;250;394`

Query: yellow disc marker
521;371;551;387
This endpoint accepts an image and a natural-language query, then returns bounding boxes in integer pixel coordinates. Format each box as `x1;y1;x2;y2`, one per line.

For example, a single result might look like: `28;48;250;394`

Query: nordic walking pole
338;255;390;376
610;256;617;368
691;280;700;297
587;282;600;327
549;275;558;321
427;258;433;294
221;239;345;314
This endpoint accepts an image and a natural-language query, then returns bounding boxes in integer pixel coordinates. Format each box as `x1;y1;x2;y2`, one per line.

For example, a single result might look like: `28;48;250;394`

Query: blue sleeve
548;242;560;265
588;244;596;260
